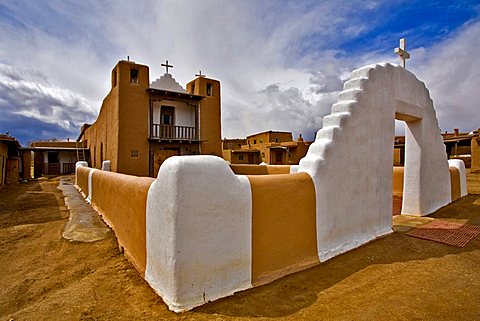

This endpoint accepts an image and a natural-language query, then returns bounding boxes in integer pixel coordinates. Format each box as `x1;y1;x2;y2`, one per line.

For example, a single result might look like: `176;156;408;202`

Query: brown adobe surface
0;172;480;320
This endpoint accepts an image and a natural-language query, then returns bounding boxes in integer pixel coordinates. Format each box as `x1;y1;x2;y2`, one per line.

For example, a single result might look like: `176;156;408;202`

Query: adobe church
78;60;222;177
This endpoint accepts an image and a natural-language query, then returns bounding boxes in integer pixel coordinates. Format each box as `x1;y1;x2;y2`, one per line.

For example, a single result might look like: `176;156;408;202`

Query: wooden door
153;149;179;177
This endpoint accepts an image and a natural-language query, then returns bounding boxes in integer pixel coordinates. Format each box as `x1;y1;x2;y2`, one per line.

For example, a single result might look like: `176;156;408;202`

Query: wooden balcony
150;124;198;141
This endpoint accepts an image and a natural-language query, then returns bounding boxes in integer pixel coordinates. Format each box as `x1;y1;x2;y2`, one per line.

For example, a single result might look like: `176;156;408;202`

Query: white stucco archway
299;63;451;261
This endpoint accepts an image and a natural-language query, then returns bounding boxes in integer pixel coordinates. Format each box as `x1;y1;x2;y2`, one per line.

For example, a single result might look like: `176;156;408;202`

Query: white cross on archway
394;38;410;68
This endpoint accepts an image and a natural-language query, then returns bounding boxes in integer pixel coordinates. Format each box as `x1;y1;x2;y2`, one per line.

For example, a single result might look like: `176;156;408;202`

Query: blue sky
0;0;479;145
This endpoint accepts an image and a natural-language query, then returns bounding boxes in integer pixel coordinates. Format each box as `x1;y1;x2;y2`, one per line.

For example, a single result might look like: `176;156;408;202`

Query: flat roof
246;130;292;138
21;147;88;152
147;88;204;101
0;135;21;148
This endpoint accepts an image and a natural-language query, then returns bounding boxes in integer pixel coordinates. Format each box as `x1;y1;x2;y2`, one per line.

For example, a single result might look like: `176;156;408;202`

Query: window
206;83;213;96
262;152;265;158
112;69;117;87
131;150;139;158
260;139;263;143
275;137;280;143
253;139;257;144
191;84;195;95
160;106;175;125
239;155;244;161
130;69;139;83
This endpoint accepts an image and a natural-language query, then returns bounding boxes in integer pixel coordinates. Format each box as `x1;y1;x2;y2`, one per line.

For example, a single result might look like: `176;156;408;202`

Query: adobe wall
229;164;292;175
76;166;91;197
75;163;154;274
0;142;7;187
145;156;320;312
393;166;404;196
89;170;154;274
248;173;317;286
472;134;480;172
83;79;119;171
22;151;31;180
393;164;466;200
5;159;19;185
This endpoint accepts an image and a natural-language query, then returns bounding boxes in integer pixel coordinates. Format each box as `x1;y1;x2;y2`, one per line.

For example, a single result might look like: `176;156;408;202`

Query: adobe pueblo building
78;60;222;177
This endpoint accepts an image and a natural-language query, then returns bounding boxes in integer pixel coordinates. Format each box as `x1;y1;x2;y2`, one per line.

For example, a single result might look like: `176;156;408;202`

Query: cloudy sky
0;0;479;145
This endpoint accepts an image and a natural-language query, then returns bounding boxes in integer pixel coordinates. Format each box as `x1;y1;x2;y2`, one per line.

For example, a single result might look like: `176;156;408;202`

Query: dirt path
1;174;480;320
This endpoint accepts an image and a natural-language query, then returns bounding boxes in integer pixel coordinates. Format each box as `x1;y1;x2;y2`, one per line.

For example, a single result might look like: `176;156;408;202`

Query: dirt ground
1;172;480;321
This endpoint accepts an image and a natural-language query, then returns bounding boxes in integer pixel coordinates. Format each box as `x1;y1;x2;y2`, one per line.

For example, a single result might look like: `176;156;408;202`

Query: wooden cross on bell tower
161;60;173;74
195;70;206;78
394;38;410;68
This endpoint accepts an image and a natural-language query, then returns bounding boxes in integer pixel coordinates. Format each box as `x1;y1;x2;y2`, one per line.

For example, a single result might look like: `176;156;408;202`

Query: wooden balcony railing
44;163;60;175
150;124;197;140
63;163;75;174
44;163;76;175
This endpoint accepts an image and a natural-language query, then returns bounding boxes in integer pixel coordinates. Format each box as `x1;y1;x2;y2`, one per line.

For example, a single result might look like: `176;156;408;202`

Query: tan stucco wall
22;151;31;180
449;167;461;201
393;166;461;201
76;166;91;197
222;150;232;163
230;164;291;175
393;166;404;196
0;142;7;187
83;76;119;171
472;135;480;172
6;159;19;184
90;170;154;275
248;173;318;286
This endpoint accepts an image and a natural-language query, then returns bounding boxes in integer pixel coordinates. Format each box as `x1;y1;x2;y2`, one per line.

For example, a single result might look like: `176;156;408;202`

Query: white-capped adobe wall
299;63;451;261
448;159;468;197
145;156;252;312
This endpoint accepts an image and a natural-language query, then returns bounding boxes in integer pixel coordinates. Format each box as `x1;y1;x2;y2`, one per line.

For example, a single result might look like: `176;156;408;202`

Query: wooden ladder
76;141;86;163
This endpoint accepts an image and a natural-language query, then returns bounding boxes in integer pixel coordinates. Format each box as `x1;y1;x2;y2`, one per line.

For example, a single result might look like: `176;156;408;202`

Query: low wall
230;164;292;175
392;167;404;196
392;164;466;201
90;170;154;274
249;173;318;286
75;164;154;275
76;166;90;196
75;156;468;313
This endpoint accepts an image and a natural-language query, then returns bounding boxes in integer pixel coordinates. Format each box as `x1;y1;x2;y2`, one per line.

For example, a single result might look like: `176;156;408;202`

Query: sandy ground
0;173;480;321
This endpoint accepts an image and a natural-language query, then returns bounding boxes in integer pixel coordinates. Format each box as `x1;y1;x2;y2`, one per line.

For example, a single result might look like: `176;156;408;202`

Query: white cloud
0;63;97;142
412;20;480;133
0;0;478;144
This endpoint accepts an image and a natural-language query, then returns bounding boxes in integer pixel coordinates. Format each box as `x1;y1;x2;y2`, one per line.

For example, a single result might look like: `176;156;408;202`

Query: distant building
222;130;311;165
27;140;88;177
394;128;480;171
78;60;222;177
0;133;30;187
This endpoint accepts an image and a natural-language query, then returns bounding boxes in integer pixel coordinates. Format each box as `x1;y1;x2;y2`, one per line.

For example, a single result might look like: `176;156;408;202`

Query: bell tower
186;73;222;157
